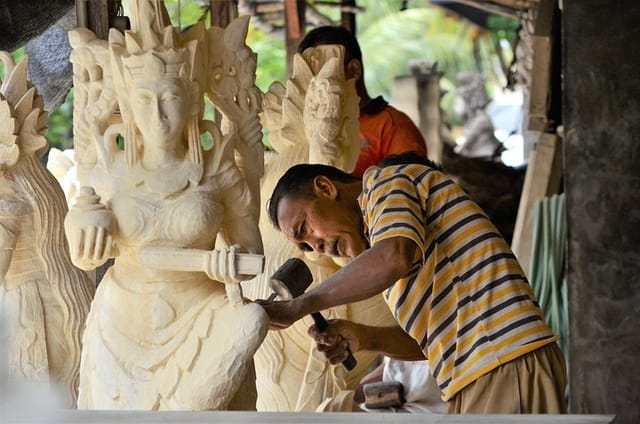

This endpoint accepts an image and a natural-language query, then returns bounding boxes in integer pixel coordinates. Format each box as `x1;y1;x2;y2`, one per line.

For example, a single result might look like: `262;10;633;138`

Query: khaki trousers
447;343;567;414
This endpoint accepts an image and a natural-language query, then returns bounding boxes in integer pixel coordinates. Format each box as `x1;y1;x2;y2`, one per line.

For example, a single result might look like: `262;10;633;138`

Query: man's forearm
359;324;426;361
296;236;418;315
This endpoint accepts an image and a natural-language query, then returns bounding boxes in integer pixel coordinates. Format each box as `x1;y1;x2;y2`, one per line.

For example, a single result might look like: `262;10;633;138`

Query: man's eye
298;243;312;252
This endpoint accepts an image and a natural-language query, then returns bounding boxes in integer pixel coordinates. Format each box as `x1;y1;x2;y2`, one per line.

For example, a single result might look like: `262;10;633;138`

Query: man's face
276;180;367;259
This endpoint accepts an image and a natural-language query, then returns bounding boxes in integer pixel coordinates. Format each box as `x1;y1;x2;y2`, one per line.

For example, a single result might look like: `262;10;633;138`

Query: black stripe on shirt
375;206;424;229
436;213;486;243
446;232;505;263
432;314;541;383
371;222;424;245
426;195;470;225
428;179;455;196
426;273;524;345
452;314;542;367
404;280;435;333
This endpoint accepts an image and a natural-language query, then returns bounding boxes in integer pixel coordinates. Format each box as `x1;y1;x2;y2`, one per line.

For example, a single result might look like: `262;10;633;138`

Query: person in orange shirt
297;26;428;178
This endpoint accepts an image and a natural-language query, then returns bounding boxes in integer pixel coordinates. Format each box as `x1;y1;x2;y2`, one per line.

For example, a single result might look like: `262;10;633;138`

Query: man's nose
308;236;325;254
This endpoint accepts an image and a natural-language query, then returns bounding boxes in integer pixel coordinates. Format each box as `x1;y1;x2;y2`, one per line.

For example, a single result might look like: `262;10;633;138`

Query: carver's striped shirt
359;163;556;400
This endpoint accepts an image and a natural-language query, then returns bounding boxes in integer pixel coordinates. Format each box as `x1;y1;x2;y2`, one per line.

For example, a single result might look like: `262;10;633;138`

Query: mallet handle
311;312;357;371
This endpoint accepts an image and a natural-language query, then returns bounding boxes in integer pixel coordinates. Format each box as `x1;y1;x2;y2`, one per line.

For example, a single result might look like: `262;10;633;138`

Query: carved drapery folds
0;52;95;408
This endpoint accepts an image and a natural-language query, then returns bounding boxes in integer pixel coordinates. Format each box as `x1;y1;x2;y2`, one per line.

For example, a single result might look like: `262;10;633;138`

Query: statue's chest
110;189;222;248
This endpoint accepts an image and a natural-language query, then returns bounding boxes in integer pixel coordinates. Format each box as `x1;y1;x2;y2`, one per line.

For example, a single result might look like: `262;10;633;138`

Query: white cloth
363;357;446;413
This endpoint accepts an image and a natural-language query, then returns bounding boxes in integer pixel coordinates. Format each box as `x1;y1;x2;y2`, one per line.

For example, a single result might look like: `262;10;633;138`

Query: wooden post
511;132;563;275
78;0;128;38
284;0;305;77
527;0;556;132
84;0;110;39
211;0;238;29
341;0;356;34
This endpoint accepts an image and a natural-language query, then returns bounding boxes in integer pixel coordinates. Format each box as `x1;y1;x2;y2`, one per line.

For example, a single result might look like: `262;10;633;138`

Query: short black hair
268;163;358;230
297;25;362;63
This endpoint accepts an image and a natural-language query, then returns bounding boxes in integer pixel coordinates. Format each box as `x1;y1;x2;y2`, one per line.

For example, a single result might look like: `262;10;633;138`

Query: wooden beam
285;0;305;77
211;0;238;29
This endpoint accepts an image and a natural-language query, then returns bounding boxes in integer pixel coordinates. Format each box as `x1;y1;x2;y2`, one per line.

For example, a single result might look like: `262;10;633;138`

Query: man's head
297;25;362;64
268;164;367;258
297;26;368;100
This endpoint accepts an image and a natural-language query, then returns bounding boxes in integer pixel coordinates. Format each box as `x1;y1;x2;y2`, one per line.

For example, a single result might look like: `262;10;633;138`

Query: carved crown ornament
0;53;48;168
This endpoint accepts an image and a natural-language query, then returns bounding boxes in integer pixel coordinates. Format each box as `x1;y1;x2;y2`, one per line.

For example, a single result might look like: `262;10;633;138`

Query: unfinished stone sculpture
242;45;397;412
46;147;79;206
0;52;95;408
453;71;505;160
64;0;267;410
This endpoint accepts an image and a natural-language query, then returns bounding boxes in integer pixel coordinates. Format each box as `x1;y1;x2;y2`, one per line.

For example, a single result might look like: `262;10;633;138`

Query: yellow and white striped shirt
359;163;556;400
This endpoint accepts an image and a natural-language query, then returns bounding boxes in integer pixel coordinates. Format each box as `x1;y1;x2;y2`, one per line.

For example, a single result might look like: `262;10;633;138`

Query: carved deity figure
453;71;505;160
64;0;267;410
0;52;95;407
242;45;397;412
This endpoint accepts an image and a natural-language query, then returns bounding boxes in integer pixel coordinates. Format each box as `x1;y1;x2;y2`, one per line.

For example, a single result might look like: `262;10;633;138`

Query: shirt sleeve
362;169;426;259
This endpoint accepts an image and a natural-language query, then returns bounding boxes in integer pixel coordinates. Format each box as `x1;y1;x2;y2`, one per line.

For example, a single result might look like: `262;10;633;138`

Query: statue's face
130;77;191;145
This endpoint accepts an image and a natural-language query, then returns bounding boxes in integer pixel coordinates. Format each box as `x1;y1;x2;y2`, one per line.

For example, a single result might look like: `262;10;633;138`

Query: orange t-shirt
352;97;428;178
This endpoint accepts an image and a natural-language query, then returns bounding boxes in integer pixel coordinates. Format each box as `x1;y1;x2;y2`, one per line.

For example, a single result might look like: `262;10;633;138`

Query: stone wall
564;2;640;423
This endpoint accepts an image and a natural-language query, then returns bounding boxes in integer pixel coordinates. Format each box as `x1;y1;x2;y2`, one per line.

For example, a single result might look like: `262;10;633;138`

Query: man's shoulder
362;162;440;188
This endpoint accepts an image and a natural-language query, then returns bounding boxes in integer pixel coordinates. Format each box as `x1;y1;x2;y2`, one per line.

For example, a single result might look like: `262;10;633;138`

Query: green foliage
47;89;74;150
359;7;478;99
247;26;286;93
0;48;73;151
0;48;25;81
487;15;520;46
162;0;208;29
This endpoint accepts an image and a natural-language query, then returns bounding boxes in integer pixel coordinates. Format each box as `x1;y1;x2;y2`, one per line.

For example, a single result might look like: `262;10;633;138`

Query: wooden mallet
269;258;357;371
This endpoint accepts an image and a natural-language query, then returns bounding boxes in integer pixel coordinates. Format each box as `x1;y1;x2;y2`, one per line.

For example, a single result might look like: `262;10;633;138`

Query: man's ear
345;58;362;80
312;175;338;199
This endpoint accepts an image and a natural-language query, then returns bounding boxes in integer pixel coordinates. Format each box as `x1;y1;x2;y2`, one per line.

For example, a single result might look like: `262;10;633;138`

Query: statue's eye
162;93;180;102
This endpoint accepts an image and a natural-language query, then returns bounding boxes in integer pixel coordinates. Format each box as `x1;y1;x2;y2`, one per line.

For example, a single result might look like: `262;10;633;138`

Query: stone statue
0;52;95;408
242;44;397;412
46;147;79;206
64;0;267;410
453;71;505;160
